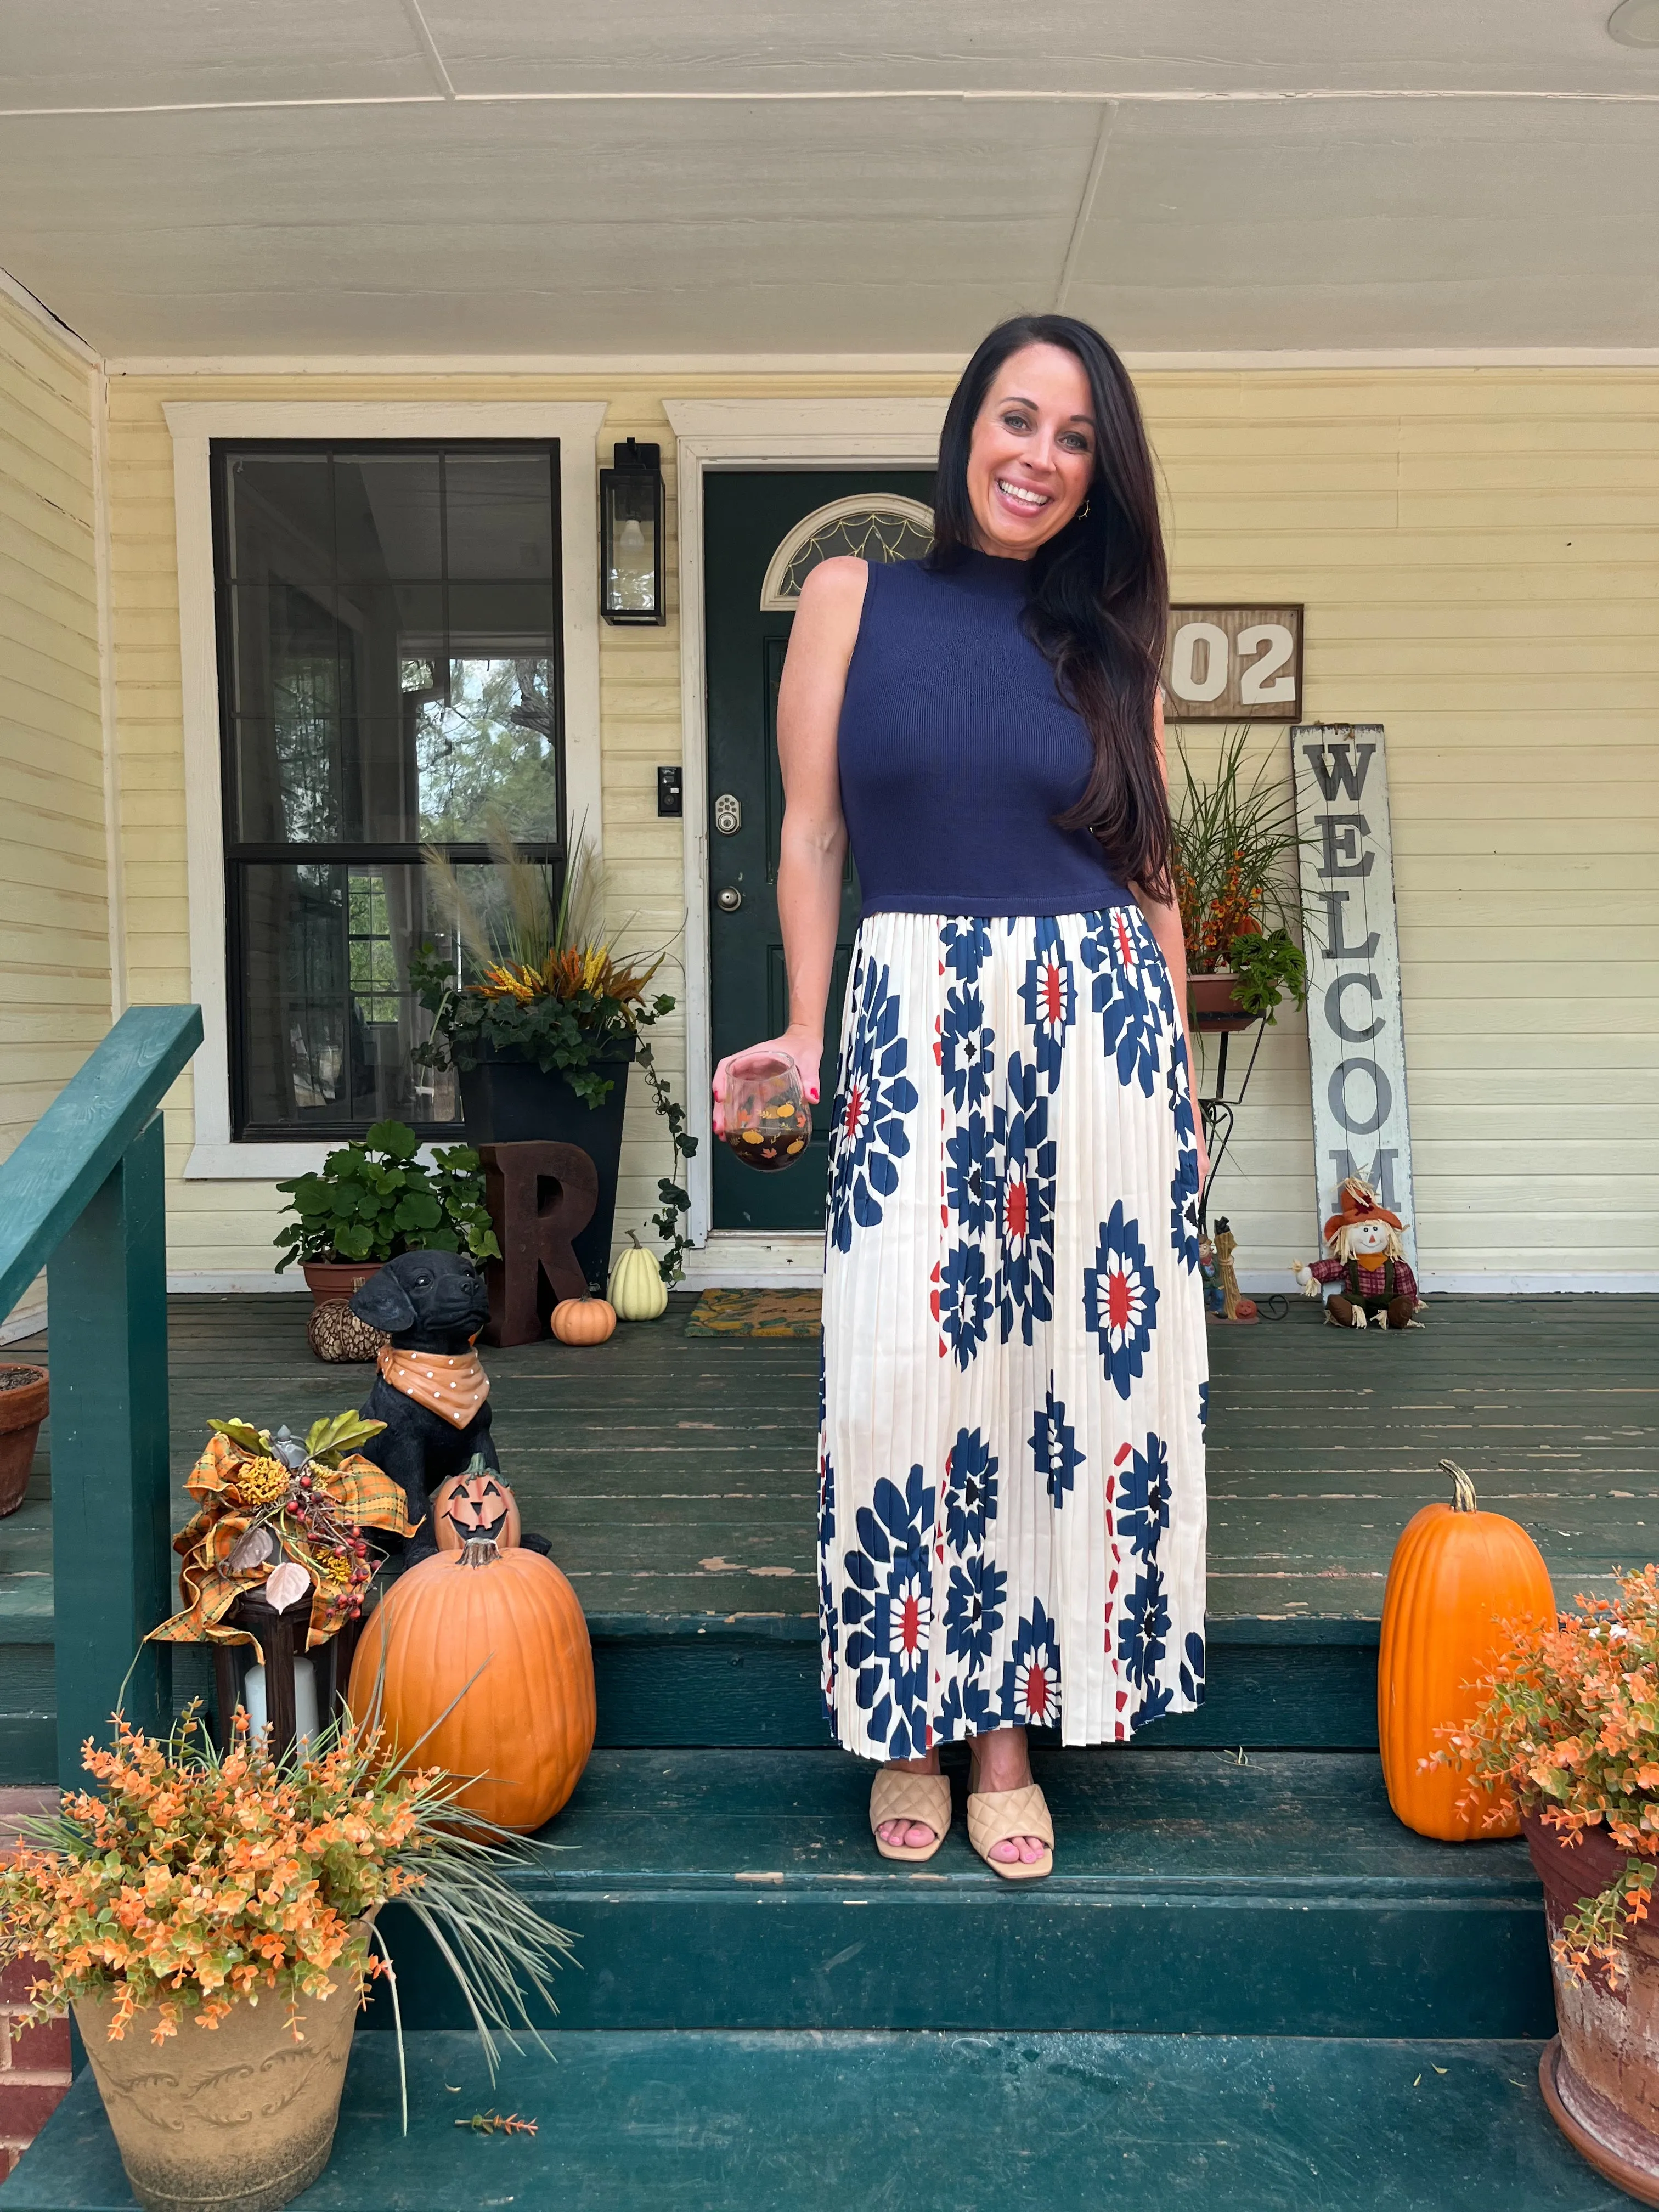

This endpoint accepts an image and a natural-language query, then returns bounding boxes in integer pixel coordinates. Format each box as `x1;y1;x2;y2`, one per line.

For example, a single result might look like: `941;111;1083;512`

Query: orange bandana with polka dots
377;1345;490;1429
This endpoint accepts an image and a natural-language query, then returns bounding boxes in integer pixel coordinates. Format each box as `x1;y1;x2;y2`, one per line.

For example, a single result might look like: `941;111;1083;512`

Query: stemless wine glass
722;1051;810;1173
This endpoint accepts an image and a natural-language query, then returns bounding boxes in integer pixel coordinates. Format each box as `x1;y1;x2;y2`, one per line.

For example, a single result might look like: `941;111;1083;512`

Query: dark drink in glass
723;1052;810;1172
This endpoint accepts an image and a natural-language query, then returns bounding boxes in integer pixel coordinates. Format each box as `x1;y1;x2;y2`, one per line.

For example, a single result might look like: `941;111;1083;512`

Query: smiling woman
711;315;1210;1884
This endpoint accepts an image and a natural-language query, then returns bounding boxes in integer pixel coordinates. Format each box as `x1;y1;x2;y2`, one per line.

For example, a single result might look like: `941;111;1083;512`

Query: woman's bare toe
988;1834;1046;1864
877;1817;936;1849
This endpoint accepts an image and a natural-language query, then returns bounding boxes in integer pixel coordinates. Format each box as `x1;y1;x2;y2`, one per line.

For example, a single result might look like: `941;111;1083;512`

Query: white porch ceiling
1;2;1656;359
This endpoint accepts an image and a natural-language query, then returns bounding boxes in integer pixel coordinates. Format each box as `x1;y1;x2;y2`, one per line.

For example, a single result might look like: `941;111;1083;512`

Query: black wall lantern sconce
600;438;666;625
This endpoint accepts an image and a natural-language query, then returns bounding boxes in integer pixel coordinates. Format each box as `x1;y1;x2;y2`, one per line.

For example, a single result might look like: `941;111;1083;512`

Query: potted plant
0;1704;574;2212
1171;729;1310;1032
1438;1562;1659;2199
0;1361;48;1517
273;1119;500;1305
411;827;680;1288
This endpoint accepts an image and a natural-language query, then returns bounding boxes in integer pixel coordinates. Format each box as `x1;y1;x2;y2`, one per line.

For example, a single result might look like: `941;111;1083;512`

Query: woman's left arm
1131;691;1210;1188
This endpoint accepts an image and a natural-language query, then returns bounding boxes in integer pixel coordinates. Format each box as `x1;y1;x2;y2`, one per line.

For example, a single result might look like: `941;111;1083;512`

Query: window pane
229;582;342;724
337;582;445;720
444;452;554;579
235;862;461;1131
227;454;333;582
415;660;560;846
334;454;442;580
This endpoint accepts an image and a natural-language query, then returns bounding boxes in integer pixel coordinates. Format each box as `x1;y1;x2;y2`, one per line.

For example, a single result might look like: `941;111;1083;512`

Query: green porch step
585;1612;1381;1751
0;1604;1383;1782
366;1748;1553;2040
3;2030;1623;2211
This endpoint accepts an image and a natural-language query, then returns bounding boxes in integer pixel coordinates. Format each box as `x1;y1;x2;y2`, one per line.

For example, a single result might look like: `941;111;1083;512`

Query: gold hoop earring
1078;498;1092;519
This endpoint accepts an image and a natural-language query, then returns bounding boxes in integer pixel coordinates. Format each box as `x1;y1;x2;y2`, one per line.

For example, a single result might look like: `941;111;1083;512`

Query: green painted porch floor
3;1291;1656;1631
5;2030;1628;2211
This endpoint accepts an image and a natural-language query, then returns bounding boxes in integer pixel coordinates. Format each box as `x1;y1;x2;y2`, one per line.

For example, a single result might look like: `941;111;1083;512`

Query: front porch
4;1290;1657;1780
3;1294;1655;2207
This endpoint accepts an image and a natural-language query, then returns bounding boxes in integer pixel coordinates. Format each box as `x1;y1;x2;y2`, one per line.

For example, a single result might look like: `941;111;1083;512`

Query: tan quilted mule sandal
869;1767;952;1863
966;1770;1054;1882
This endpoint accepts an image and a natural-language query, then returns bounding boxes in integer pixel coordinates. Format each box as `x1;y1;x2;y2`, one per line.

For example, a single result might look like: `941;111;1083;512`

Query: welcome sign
1290;724;1418;1268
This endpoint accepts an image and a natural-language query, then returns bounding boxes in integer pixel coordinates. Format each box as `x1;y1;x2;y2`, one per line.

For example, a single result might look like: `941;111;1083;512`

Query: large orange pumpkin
349;1491;595;1832
1378;1458;1555;1841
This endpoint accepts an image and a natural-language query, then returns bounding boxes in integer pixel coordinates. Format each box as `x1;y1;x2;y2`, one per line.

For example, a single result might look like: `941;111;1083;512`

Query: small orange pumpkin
551;1294;616;1346
348;1520;595;1833
1378;1458;1555;1841
431;1463;522;1554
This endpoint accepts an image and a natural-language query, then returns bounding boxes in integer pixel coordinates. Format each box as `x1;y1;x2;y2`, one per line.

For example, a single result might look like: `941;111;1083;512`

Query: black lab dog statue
351;1251;500;1557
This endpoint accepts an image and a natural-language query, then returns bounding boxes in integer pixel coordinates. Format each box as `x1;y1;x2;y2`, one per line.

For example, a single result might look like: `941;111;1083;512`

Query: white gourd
608;1232;669;1321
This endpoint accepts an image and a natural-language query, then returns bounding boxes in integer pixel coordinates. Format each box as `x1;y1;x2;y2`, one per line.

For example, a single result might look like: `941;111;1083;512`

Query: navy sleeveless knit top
836;551;1133;918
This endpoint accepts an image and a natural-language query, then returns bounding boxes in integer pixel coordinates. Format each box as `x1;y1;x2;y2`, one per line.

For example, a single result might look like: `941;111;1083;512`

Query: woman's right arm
711;556;867;1133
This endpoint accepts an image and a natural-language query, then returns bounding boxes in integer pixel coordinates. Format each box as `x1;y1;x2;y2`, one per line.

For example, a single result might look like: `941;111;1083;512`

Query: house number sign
1165;606;1304;722
1291;723;1417;1267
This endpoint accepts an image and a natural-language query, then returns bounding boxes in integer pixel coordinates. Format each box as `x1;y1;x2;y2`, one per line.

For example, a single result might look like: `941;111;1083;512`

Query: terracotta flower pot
0;1363;49;1517
72;1946;366;2212
1525;1811;1659;2203
1187;972;1256;1033
300;1260;381;1310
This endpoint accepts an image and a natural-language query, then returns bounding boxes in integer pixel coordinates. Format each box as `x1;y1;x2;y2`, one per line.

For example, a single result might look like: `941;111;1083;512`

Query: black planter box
458;1039;635;1289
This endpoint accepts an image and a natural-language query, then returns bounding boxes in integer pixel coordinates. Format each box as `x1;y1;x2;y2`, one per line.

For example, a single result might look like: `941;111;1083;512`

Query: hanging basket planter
1187;973;1257;1034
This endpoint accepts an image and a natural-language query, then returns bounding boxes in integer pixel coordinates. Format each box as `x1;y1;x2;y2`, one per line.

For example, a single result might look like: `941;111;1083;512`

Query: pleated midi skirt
819;905;1209;1759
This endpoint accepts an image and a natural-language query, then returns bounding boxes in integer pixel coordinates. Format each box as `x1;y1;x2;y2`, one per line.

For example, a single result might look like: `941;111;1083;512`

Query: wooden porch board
1;1292;1655;1633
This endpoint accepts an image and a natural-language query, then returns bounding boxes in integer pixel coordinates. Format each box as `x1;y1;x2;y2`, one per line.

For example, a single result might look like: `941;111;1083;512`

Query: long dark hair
930;314;1172;899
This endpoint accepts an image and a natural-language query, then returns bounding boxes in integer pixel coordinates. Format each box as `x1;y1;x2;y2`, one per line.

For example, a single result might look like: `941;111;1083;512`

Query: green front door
706;470;935;1232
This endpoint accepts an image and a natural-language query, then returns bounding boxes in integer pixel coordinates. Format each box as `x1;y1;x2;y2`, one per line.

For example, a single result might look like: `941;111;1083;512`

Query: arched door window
759;493;934;610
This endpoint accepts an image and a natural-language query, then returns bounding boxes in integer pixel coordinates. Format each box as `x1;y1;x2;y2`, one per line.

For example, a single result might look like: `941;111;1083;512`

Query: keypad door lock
714;793;742;835
716;886;743;912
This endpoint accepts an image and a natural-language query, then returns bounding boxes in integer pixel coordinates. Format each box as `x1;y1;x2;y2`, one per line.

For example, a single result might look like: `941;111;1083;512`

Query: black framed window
212;441;564;1136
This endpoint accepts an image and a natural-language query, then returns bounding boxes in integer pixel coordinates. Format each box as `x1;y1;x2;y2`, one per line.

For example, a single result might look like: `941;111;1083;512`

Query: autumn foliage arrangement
1437;1562;1659;1978
0;1703;574;2055
1169;729;1310;1023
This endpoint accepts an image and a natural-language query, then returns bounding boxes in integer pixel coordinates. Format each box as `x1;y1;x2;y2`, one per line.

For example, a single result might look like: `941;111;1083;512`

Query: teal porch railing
0;1005;203;1784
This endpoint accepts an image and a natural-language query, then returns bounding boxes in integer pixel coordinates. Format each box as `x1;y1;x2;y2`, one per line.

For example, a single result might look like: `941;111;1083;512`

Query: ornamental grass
1437;1562;1659;1978
1169;729;1304;975
0;1704;575;2087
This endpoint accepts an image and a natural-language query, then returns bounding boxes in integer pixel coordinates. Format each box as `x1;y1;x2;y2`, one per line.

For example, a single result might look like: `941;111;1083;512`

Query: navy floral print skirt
819;906;1209;1759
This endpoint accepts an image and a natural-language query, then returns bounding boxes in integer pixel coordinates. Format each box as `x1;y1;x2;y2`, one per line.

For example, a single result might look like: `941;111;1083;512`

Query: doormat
685;1288;822;1339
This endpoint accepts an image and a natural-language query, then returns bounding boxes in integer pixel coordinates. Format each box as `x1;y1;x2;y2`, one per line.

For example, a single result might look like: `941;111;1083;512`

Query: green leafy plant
1171;729;1307;977
634;1037;698;1285
1222;927;1310;1022
273;1120;500;1273
1436;1562;1659;1981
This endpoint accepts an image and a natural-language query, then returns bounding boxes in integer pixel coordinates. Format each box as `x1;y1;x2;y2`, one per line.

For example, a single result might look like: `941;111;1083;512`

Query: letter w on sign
1290;724;1418;1268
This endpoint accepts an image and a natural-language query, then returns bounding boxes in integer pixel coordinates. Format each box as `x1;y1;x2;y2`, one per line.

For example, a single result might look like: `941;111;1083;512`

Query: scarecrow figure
1294;1178;1424;1330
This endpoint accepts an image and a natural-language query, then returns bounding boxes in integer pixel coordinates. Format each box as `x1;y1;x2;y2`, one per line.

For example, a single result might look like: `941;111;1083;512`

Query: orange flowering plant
0;1704;575;2070
1169;729;1309;1022
1436;1564;1659;1978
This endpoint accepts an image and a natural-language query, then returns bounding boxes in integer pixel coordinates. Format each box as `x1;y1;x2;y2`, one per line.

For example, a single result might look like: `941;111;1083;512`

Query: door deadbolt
716;886;743;912
714;793;742;834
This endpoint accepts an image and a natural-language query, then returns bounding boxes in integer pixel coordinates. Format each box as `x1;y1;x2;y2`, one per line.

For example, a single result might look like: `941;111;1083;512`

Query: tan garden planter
0;1363;49;1517
300;1260;380;1308
1526;1812;1659;2204
72;1948;365;2212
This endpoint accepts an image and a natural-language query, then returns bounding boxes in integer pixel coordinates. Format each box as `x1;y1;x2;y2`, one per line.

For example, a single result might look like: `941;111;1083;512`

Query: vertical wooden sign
1290;724;1418;1268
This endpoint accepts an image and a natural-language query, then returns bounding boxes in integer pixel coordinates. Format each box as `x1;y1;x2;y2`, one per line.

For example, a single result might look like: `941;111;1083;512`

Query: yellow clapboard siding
0;291;110;1171
85;362;1659;1282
